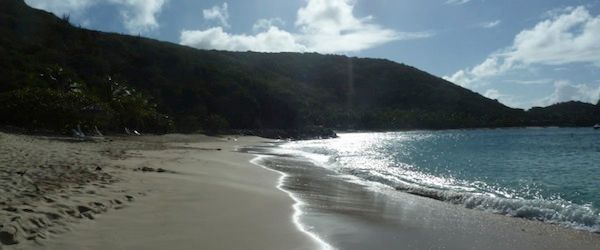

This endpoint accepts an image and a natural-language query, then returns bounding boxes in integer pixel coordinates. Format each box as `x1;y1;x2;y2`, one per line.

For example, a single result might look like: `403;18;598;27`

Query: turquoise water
279;128;600;232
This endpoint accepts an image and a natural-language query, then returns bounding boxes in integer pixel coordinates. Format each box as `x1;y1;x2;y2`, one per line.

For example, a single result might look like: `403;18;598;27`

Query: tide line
250;155;334;250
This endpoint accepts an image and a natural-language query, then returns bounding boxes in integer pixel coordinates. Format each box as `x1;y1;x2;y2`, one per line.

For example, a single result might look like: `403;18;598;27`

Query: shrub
0;87;105;131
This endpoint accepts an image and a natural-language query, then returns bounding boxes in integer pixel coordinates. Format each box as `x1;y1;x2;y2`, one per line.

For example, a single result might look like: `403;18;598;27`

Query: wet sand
246;145;600;250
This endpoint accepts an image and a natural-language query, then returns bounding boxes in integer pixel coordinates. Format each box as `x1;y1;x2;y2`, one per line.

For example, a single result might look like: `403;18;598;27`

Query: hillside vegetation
1;0;598;136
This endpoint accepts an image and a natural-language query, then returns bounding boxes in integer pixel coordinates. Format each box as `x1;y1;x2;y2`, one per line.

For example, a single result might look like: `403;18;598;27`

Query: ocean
263;128;600;233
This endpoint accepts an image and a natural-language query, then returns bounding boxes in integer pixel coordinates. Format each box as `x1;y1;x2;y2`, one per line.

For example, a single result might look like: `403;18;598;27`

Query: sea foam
277;129;600;233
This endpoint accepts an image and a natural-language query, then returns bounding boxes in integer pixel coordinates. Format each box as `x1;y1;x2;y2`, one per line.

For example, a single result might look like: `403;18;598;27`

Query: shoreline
245;142;600;250
249;155;333;250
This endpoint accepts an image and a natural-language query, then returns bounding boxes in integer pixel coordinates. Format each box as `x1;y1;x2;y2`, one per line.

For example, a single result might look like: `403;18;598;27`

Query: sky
24;0;600;109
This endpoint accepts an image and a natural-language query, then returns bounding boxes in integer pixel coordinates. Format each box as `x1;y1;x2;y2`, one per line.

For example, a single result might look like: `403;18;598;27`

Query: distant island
1;0;599;138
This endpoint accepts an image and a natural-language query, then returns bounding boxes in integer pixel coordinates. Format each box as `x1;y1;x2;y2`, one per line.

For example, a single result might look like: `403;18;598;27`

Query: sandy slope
5;135;319;250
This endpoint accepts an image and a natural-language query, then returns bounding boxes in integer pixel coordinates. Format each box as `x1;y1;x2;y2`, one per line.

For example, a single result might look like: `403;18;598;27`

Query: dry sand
0;132;320;250
0;132;165;248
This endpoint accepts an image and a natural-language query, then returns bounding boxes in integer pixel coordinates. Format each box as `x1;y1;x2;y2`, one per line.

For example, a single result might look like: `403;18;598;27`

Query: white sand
32;136;320;250
0;132;161;248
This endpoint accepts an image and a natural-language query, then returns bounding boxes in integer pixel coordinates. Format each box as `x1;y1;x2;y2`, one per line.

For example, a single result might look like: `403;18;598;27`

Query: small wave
276;140;600;234
394;183;600;233
279;146;340;167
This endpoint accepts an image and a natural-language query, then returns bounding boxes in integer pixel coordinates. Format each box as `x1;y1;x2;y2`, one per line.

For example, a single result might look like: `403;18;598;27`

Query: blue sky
25;0;600;109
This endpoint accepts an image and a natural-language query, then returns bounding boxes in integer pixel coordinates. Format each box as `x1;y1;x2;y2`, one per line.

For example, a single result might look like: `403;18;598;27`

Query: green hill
0;0;597;136
528;101;600;127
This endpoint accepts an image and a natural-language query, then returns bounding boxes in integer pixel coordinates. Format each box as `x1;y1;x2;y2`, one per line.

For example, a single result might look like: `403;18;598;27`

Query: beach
1;131;599;249
0;131;163;248
0;132;319;249
3;1;600;249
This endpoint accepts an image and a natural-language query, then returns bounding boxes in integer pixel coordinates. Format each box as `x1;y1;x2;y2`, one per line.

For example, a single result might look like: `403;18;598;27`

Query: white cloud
509;7;600;66
114;0;166;33
180;0;432;53
24;0;166;34
536;80;600;106
181;26;306;52
444;6;600;87
252;18;285;32
445;57;513;87
483;88;523;107
504;79;552;85
203;2;229;28
445;0;472;5
542;6;578;19
481;80;600;109
484;89;502;99
480;20;501;28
